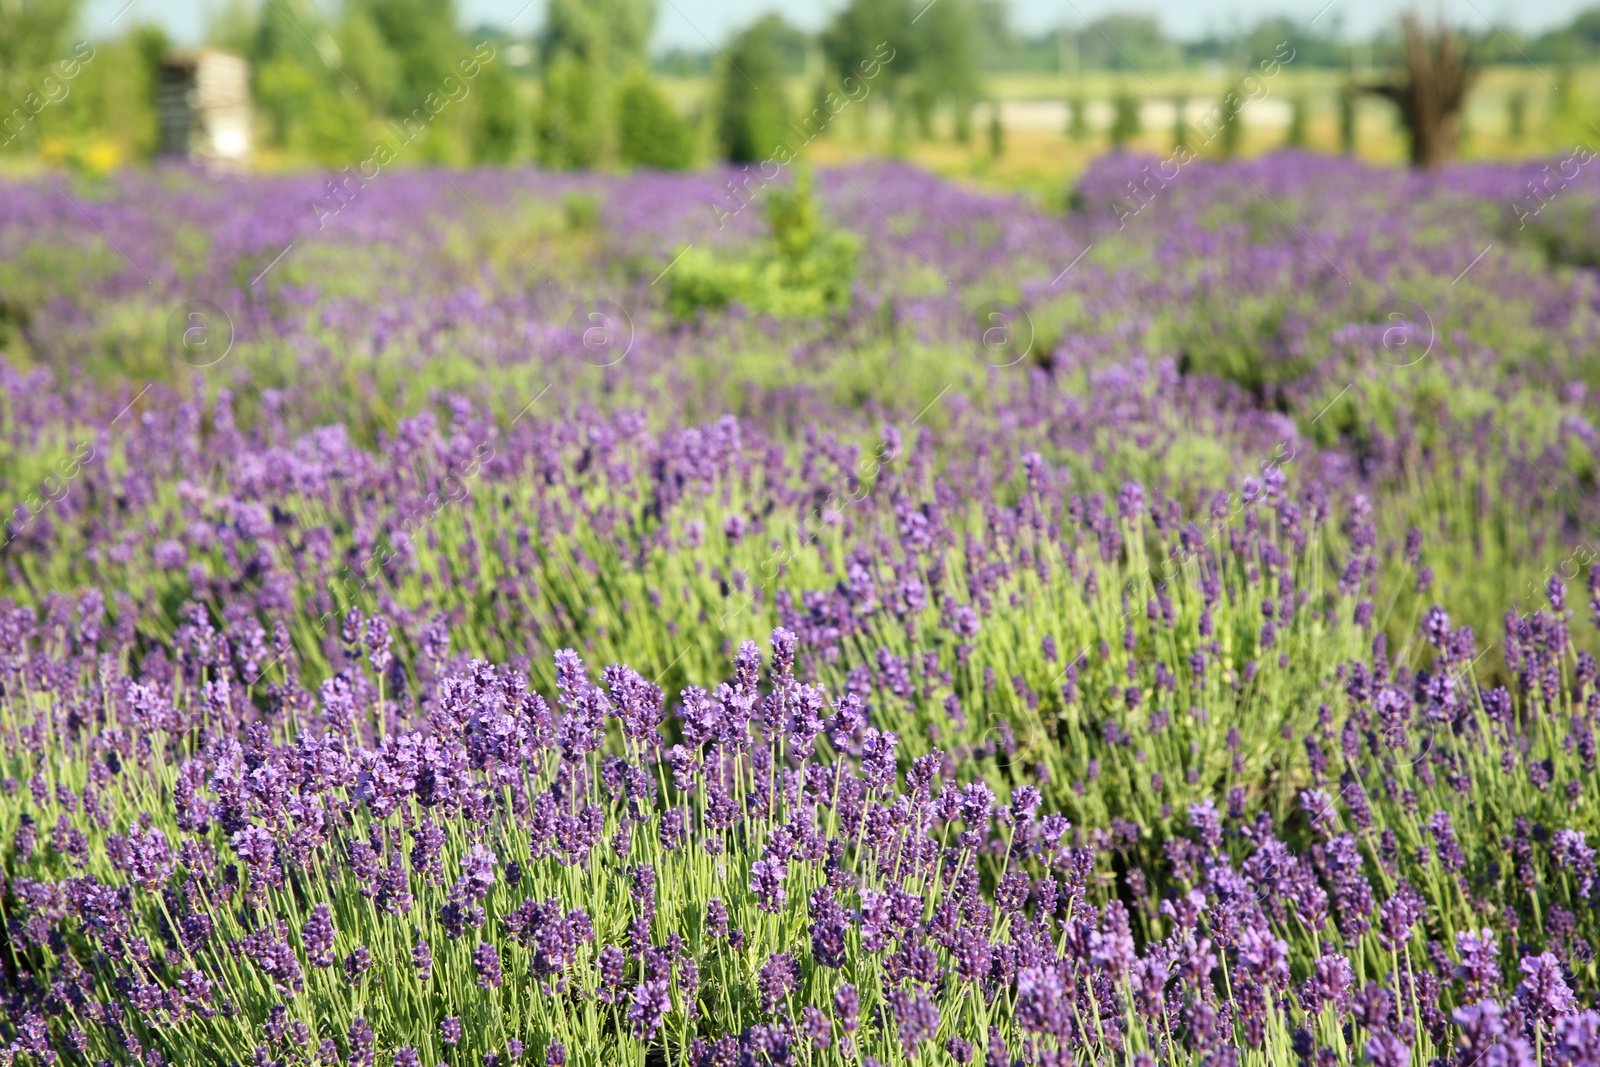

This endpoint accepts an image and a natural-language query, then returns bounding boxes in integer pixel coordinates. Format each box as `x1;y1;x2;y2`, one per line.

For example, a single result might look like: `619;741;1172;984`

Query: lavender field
1;153;1599;1066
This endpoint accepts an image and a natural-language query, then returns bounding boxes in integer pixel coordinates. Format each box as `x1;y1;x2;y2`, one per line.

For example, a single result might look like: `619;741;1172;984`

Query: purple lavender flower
749;858;787;912
302;903;336;968
1364;1033;1408;1067
801;1006;830;1049
413;937;433;982
835;983;860;1033
1015;965;1070;1038
441;1016;463;1046
462;843;498;899
628;978;671;1039
1090;900;1136;976
1457;929;1503;1002
1518;952;1577;1023
475;942;504;989
706;897;729;939
1453;1001;1506;1063
758;952;800;1011
888;988;940;1056
343;946;372;981
349;1016;375;1067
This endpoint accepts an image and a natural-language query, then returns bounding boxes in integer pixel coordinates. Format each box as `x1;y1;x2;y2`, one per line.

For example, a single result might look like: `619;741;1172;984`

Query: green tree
472;58;521;162
1218;83;1245;158
1109;90;1140;148
336;7;402;111
50;25;166;161
822;0;988;141
617;72;692;169
536;0;655;168
537;49;601;167
911;0;980;140
1072;15;1179;70
250;0;373;161
0;0;85;152
717;15;793;163
1067;96;1087;141
1286;93;1308;147
347;0;465;113
821;0;913;99
206;0;257;54
1339;86;1356;153
825;0;915;136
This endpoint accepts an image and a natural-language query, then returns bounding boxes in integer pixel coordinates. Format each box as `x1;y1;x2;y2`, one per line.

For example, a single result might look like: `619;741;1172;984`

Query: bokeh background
3;0;1597;193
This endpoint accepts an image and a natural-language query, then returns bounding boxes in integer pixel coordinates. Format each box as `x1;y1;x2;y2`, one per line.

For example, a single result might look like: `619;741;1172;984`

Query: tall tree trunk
1364;12;1476;169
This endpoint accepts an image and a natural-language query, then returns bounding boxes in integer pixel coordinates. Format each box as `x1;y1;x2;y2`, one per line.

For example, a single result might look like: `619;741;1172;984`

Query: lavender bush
0;153;1597;1065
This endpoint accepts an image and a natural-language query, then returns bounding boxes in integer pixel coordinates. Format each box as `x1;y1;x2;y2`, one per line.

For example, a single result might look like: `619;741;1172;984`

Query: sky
84;0;1596;52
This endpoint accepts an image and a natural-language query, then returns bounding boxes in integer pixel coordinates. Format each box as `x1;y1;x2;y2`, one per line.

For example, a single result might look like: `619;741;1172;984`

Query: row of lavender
4;156;1598;436
0;392;1593;1063
3;156;1598;652
0;578;1594;1067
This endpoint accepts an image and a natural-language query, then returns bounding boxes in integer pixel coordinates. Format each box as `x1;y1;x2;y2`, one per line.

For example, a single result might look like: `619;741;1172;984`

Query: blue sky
85;0;1593;51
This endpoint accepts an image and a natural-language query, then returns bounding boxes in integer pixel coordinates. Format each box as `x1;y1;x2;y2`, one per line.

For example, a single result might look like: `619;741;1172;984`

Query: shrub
667;170;857;319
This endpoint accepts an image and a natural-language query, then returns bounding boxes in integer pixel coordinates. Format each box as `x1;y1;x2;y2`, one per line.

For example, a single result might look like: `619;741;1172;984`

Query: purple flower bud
475;942;503;989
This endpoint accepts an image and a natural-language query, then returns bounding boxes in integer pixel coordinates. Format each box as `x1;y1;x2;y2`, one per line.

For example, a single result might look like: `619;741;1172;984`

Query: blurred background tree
1109;88;1140;148
472;55;522;163
717;15;794;163
0;0;83;144
536;0;654;167
617;69;692;168
908;0;981;140
250;0;369;164
1363;11;1477;168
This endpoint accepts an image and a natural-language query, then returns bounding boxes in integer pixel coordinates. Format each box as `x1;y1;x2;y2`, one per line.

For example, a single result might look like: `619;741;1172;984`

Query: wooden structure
158;50;252;167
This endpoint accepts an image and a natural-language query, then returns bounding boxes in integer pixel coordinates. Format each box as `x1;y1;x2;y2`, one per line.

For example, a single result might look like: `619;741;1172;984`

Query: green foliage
335;8;403;110
1286;92;1308;147
563;192;600;230
821;0;982;141
1339;87;1357;153
535;0;655;168
347;0;465;113
615;73;692;169
536;51;602;169
26;27;165;165
256;58;371;165
1109;90;1141;148
822;0;913;91
716;15;794;164
1067;96;1088;141
1170;94;1188;150
249;0;381;163
1067;14;1180;71
0;0;83;149
540;0;653;69
667;170;858;319
471;59;521;163
909;0;980;140
1218;82;1245;158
